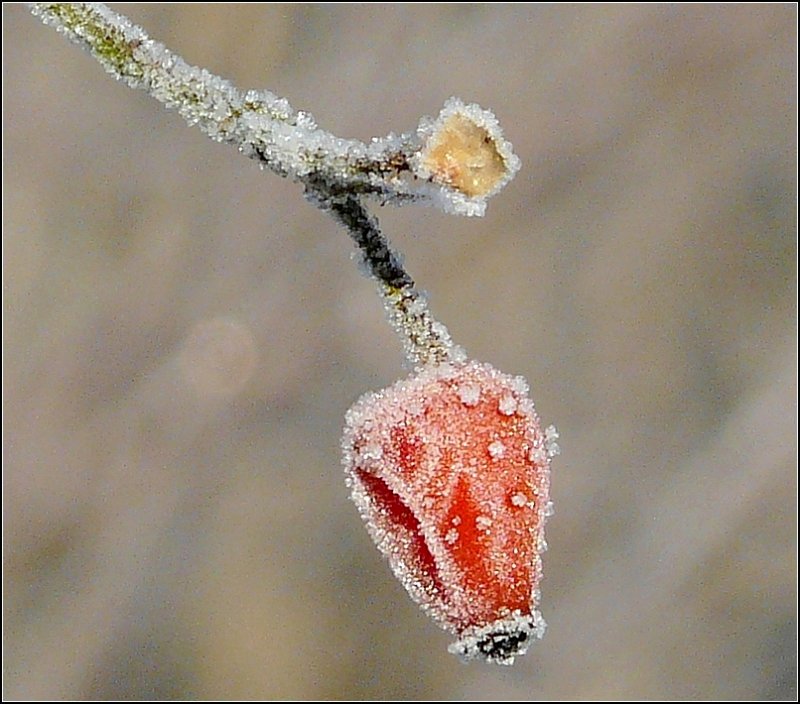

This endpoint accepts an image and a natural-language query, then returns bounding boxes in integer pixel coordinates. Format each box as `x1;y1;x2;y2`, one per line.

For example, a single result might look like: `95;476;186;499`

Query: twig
28;1;520;365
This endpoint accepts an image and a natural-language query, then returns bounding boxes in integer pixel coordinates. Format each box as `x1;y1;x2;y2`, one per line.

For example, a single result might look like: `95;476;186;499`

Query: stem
325;196;461;367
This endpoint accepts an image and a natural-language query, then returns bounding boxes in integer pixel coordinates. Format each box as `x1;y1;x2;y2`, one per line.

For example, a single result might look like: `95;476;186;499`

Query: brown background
3;3;797;700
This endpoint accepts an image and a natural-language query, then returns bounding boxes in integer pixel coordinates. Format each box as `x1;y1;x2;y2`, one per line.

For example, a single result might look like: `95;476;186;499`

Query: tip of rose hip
447;610;546;665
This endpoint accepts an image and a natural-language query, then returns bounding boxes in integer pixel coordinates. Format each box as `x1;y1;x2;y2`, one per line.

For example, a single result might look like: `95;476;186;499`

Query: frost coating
30;2;550;665
342;360;552;664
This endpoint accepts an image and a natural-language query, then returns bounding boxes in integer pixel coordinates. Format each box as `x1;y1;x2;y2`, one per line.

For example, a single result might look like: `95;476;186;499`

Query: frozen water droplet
488;440;506;459
544;425;559;442
544;500;555;517
538;536;548;552
457;383;481;407
445;528;459;544
451;516;461;526
498;394;518;415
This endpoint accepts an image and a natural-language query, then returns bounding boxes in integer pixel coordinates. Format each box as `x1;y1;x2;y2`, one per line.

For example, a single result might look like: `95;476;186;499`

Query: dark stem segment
327;195;413;291
320;193;459;367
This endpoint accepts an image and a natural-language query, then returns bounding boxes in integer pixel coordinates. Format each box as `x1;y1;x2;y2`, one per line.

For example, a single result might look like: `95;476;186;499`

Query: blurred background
3;3;797;699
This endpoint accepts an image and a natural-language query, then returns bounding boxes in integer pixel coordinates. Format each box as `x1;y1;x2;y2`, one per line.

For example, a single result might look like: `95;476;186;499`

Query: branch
29;2;521;366
29;2;520;217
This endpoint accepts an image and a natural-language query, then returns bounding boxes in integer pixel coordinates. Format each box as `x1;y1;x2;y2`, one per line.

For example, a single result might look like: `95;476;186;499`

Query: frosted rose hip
342;360;553;664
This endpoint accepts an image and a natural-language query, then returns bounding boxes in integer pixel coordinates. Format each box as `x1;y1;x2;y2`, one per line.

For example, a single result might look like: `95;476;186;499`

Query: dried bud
413;98;521;217
342;360;552;664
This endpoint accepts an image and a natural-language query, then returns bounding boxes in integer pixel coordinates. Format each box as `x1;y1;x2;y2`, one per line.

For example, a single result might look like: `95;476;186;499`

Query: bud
342;360;552;664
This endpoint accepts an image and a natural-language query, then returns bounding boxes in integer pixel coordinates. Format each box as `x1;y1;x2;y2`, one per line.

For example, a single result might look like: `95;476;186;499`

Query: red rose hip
342;360;555;664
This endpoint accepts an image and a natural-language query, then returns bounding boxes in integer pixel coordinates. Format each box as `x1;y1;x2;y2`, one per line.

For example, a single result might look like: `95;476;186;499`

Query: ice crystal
488;439;507;460
498;393;519;416
510;492;529;508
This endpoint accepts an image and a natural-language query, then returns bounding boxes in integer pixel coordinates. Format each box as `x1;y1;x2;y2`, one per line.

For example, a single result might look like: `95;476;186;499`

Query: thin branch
323;194;462;366
29;2;520;217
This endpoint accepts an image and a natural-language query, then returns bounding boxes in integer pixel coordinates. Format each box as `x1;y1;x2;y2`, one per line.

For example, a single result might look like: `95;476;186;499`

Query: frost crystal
457;383;481;407
544;425;561;458
530;446;548;465
511;492;529;508
476;515;493;531
488;440;506;460
498;393;518;416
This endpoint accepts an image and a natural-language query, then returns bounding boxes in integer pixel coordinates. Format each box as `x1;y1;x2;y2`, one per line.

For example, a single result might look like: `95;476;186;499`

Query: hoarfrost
31;5;520;217
450;345;468;364
529;446;548;465
476;515;493;531
510;492;528;508
545;426;561;458
413;97;521;218
510;375;529;397
448;610;546;665
341;357;553;664
488;440;506;460
457;383;481;407
498;393;518;415
359;442;383;462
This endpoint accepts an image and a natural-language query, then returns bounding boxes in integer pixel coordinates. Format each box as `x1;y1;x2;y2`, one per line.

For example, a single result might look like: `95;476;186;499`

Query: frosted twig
29;2;520;365
323;194;462;366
